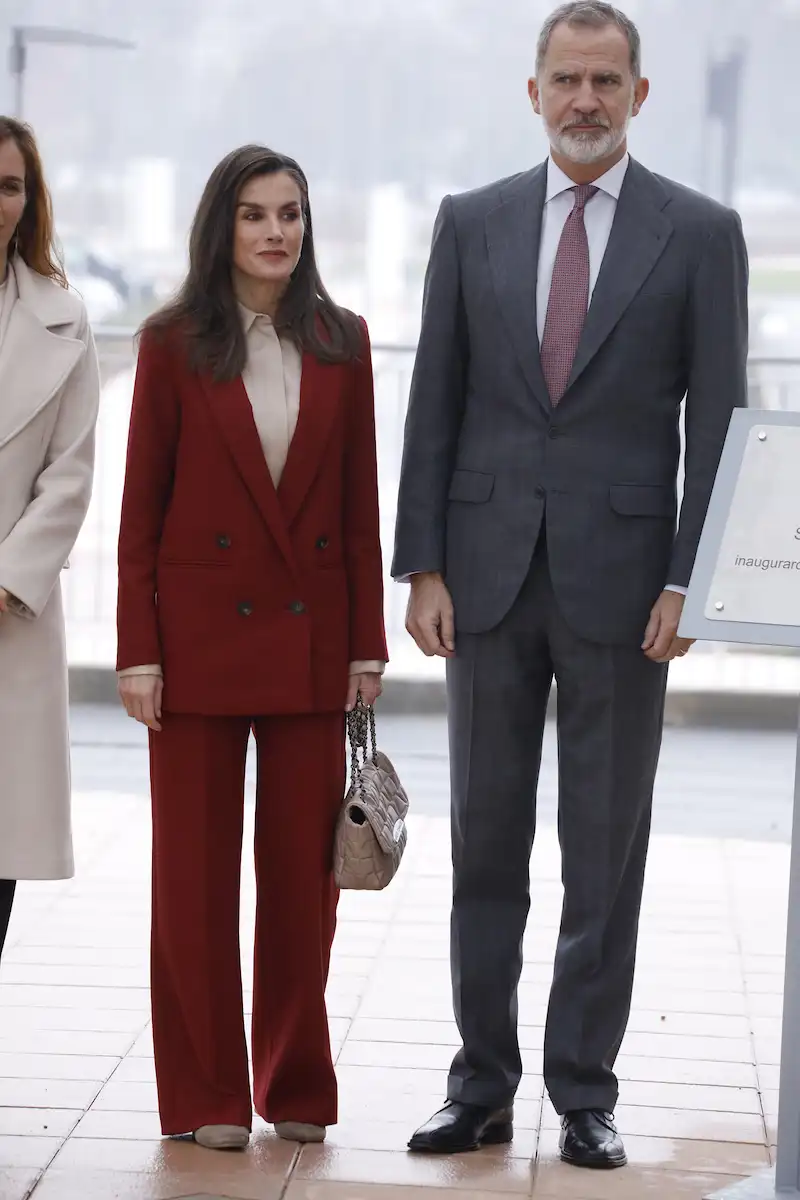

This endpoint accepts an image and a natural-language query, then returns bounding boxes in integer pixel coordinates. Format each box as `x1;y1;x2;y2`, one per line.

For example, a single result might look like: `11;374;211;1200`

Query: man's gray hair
536;2;642;79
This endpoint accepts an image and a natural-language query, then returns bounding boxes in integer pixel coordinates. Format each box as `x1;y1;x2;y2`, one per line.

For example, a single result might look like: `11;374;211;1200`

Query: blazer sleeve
391;194;467;580
0;309;99;618
343;319;388;665
116;329;180;671
668;208;749;588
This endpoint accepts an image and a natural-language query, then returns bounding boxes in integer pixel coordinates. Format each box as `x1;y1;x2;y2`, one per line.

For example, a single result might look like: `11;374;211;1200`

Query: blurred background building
1;0;799;679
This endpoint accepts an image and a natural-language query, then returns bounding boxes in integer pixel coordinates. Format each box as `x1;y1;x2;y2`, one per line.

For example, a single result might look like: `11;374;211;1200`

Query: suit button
315;536;329;550
535;485;545;499
548;427;561;439
217;534;231;549
238;601;253;617
289;600;306;614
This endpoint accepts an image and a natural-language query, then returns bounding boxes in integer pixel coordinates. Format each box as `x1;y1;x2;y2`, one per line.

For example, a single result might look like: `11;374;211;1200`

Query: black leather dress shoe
559;1110;627;1168
408;1101;514;1154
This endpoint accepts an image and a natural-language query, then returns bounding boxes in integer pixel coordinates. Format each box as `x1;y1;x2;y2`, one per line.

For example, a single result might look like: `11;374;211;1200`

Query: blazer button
315;536;329;550
548;426;561;439
535;485;545;500
238;601;253;617
217;534;232;549
289;600;306;614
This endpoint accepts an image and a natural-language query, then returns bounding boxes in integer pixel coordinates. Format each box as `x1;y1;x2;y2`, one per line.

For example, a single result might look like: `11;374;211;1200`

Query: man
393;0;748;1170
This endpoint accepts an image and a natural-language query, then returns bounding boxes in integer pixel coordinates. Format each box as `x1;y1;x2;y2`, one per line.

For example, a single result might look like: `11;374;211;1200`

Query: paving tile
285;1185;519;1200
0;1109;81;1137
536;1127;768;1175
91;1080;160;1112
0;1079;100;1110
0;1135;62;1168
532;1160;745;1198
541;1100;766;1145
52;1133;297;1175
31;1166;288;1199
71;1110;165;1140
615;1056;757;1090
0;1168;41;1200
0;1053;120;1082
294;1144;535;1192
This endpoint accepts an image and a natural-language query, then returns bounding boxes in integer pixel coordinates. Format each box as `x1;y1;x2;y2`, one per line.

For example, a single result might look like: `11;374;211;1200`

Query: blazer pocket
448;469;495;504
609;484;676;518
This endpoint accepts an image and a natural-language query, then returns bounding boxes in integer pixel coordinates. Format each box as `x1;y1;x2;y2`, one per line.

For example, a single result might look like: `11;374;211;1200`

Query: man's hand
642;590;695;663
406;572;455;658
346;672;383;713
118;674;164;732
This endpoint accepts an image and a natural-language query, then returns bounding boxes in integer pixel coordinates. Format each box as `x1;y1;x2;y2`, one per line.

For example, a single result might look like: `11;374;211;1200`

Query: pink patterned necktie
540;184;598;405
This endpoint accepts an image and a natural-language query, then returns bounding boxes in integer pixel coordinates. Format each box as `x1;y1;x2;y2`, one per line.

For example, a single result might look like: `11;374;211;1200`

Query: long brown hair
0;117;66;287
142;145;362;380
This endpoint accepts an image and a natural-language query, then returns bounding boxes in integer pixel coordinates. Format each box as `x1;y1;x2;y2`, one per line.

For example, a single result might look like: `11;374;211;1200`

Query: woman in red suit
116;145;387;1151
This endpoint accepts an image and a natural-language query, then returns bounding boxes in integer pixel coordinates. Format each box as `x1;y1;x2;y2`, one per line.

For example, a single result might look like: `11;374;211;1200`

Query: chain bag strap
334;694;410;890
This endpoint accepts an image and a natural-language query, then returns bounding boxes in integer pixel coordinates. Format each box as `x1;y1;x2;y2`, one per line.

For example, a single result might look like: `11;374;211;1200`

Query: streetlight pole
8;26;135;120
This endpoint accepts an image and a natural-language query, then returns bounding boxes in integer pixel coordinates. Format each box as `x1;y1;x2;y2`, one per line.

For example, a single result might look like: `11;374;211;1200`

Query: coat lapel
0;261;84;451
199;372;299;576
566;158;674;393
486;163;551;415
278;352;342;526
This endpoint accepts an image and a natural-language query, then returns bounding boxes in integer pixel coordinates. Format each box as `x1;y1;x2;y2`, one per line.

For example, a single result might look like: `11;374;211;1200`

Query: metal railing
61;330;800;671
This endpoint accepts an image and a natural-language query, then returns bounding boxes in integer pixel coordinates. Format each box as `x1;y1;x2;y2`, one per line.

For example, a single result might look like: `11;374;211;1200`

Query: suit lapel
566;159;673;393
486;164;552;415
199;372;298;575
278;352;342;526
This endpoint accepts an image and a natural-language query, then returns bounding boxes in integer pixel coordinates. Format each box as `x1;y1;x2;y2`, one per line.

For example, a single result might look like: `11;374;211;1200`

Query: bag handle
347;694;378;797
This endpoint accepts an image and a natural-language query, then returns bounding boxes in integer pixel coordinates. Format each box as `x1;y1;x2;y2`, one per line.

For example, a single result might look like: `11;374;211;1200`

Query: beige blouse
120;305;384;679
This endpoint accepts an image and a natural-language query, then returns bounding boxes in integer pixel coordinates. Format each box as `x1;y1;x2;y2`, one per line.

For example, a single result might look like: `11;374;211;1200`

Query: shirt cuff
349;661;386;676
665;585;688;596
118;664;163;678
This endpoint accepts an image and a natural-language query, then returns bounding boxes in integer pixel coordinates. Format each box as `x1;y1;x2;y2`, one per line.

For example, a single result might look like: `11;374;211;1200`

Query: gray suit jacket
392;157;749;645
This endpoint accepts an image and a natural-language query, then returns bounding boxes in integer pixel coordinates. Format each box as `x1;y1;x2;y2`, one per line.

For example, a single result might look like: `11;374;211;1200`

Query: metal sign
680;409;800;1200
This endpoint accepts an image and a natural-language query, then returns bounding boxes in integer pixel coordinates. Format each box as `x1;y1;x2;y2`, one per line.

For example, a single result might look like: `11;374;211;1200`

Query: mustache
560;116;611;132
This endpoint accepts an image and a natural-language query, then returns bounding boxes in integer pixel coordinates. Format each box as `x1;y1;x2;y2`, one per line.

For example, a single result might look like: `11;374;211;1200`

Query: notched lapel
567;163;674;392
278;352;342;526
486;165;551;414
199;372;298;575
0;303;83;451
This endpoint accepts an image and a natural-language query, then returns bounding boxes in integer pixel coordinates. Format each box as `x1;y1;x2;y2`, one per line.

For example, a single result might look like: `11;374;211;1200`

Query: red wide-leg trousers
148;710;345;1134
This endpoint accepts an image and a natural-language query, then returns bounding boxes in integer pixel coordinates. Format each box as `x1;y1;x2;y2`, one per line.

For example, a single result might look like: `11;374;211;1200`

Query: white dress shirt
536;155;686;599
119;305;385;679
536;153;630;345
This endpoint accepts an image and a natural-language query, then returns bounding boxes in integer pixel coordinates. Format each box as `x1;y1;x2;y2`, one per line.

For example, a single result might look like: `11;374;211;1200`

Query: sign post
680;409;800;1199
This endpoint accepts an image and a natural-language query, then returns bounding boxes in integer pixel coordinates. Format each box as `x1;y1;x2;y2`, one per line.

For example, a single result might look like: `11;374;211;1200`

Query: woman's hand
118;674;164;732
346;671;383;712
0;588;7;616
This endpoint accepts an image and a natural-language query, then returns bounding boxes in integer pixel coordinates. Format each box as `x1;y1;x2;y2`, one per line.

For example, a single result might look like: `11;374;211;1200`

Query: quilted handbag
333;697;409;890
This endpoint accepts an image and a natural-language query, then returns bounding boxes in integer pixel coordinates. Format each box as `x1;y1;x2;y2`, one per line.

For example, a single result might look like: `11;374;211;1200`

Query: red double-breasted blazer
116;318;387;715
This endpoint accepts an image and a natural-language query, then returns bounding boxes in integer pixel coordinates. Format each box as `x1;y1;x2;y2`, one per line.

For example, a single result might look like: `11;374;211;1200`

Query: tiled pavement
0;709;795;1199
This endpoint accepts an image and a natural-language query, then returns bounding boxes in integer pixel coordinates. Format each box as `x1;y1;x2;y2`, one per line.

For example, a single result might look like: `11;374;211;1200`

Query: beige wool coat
0;257;99;880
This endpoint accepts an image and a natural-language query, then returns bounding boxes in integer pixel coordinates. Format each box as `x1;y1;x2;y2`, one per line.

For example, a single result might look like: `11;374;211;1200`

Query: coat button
217;534;232;549
238;601;253;616
548;427;561;439
289;600;306;614
535;485;545;499
315;536;329;550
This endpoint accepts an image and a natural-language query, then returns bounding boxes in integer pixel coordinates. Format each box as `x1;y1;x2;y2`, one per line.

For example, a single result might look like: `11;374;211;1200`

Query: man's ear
631;76;650;118
528;77;541;115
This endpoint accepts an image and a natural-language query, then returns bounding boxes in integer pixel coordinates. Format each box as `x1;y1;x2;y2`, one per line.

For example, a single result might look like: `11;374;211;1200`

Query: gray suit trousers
446;539;668;1114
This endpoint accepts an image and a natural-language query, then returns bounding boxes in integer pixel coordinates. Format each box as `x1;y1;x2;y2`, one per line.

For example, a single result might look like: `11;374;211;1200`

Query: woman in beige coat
0;117;99;957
